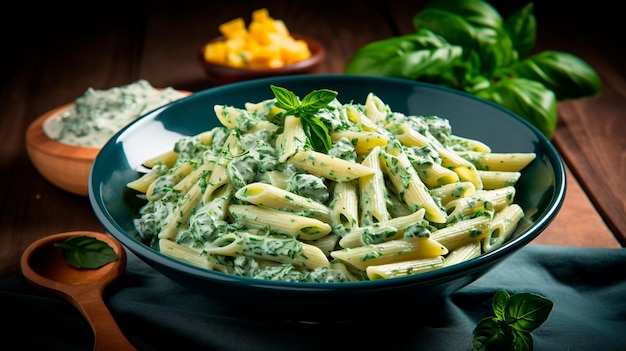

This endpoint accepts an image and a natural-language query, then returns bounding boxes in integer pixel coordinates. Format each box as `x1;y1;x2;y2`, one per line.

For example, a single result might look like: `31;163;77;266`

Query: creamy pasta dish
127;86;535;283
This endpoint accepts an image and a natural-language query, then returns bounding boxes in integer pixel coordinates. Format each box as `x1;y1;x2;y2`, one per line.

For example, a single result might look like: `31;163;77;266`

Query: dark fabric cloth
1;245;625;351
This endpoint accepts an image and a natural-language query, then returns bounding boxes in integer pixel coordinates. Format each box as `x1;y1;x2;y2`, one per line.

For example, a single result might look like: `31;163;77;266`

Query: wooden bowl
199;33;326;86
26;90;191;196
26;103;98;196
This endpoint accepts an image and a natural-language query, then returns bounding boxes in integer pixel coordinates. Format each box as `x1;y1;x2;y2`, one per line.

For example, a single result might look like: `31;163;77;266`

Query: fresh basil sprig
473;290;553;351
270;85;337;153
344;0;602;139
54;236;119;269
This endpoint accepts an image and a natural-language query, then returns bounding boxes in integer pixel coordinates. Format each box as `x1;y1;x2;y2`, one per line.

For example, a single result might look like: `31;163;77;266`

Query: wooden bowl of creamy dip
26;80;190;196
26;103;99;196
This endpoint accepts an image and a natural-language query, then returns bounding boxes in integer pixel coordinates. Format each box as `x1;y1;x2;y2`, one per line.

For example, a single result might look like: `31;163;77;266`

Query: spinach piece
344;0;602;139
270;85;337;153
473;290;553;351
54;236;119;269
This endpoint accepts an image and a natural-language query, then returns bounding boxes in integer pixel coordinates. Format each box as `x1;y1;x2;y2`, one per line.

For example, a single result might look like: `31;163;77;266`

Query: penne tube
143;150;179;168
330;130;389;155
276;115;306;162
366;256;445;280
235;182;331;222
364;92;389;123
457;151;536;172
429;182;476;206
158;238;216;270
414;162;460;188
126;164;169;193
228;204;332;241
146;162;195;201
482;204;524;253
290;150;375;182
329;180;359;230
431;215;492;251
477;170;521;190
203;133;241;203
339;208;426;248
443;241;482;267
359;146;390;225
330;236;448;270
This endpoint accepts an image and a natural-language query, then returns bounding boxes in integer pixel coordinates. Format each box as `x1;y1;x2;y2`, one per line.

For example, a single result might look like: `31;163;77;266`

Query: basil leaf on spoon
54;236;119;269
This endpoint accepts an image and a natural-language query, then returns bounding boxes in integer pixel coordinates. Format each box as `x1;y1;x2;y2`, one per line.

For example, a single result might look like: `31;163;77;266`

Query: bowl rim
198;33;326;74
90;74;567;290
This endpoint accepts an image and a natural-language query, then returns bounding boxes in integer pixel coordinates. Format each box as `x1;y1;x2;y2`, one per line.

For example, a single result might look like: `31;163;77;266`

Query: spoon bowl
21;231;136;351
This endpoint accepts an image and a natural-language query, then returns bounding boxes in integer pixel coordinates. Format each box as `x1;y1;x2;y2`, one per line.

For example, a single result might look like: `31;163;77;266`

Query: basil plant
344;0;602;139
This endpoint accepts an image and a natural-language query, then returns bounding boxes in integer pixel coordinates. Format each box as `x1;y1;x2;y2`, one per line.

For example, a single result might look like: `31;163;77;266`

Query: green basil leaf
414;1;515;75
511;329;534;351
301;115;332;152
270;85;300;110
54;236;119;269
504;2;537;59
301;89;338;112
475;77;557;139
344;29;464;87
472;317;510;351
502;51;602;100
506;292;554;332
492;289;510;321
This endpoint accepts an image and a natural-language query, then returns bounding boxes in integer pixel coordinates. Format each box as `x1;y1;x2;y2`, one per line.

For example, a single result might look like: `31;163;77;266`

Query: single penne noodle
477;170;521;190
345;105;384;133
445;186;516;222
228;204;332;241
448;135;491;153
238;232;330;269
359;146;390;225
127;164;168;193
431;215;492;251
235;182;331;222
277;115;306;162
244;120;280;134
339;208;426;248
330;180;359;229
443;241;482;267
364;92;389;123
330;130;389;155
429;182;476;206
482;204;524;253
203;133;241;203
457;151;537;172
213;104;247;129
366;256;445;280
158;182;203;240
289;150;375;182
143;150;179;168
158;238;216;270
203;233;243;256
379;148;447;223
330;236;448;270
393;123;482;189
414;162;460;188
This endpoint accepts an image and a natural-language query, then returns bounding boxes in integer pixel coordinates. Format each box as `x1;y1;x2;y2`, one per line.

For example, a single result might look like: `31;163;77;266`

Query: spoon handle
72;289;137;351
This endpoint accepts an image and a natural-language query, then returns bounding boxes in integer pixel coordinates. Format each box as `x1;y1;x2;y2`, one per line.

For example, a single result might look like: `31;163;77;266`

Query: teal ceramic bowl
89;74;566;322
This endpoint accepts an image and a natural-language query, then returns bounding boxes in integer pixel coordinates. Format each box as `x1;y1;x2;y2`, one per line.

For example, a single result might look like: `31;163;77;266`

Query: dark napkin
1;245;625;351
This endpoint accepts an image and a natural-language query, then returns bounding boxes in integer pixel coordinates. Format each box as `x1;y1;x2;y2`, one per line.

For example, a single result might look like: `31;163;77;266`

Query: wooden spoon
20;231;136;351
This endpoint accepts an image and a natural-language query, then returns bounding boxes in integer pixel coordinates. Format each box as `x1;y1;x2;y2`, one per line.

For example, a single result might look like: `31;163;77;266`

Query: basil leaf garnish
54;235;119;269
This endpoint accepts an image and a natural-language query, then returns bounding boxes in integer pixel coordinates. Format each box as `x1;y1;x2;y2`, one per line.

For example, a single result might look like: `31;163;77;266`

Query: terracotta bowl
26;91;191;196
199;33;326;86
25;103;98;196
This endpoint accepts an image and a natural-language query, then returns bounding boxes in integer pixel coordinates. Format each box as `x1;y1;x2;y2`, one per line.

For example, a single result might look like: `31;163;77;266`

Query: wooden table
1;0;623;280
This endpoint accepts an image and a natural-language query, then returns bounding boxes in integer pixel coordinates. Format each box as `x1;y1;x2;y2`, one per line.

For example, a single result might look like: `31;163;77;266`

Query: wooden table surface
1;0;623;280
